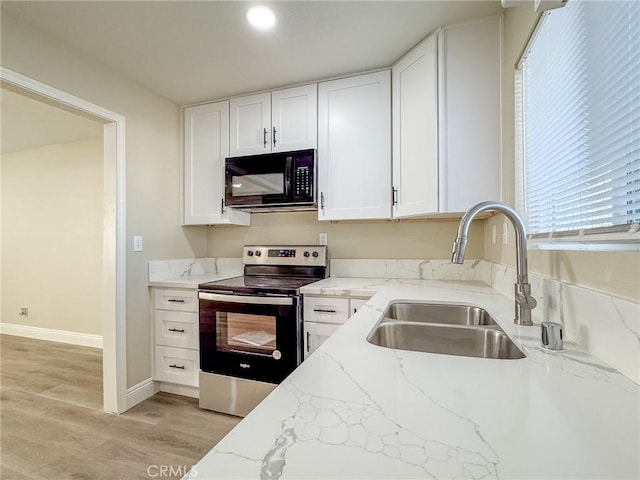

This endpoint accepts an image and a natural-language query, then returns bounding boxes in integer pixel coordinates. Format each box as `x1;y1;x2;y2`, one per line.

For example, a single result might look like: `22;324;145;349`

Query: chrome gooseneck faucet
451;201;536;326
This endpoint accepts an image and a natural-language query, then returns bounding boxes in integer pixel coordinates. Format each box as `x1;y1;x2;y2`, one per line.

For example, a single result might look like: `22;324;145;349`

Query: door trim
1;67;128;414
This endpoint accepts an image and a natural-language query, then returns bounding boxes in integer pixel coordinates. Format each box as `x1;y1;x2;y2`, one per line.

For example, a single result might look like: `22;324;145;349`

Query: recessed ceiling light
246;6;276;31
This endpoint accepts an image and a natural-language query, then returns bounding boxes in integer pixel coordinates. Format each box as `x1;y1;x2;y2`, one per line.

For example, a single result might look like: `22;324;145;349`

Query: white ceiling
0;87;104;154
1;1;504;106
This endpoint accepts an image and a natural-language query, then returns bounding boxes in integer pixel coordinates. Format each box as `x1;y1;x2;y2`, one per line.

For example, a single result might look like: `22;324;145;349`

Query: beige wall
1;138;104;334
485;5;639;303
207;212;485;260
1;13;208;387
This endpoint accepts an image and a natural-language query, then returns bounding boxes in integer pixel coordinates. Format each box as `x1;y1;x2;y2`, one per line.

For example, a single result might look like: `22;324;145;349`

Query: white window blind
521;0;640;239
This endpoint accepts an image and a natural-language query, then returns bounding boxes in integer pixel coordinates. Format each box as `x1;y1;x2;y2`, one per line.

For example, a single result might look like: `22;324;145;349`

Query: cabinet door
271;84;317;153
317;71;392;221
439;16;502;212
392;32;439;218
350;298;369;316
230;93;272;156
304;322;341;359
183;102;250;226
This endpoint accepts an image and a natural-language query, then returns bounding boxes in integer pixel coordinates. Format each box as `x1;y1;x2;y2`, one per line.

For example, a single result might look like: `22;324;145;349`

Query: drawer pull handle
169;364;185;369
168;328;185;333
313;308;336;313
168;299;185;303
306;332;310;352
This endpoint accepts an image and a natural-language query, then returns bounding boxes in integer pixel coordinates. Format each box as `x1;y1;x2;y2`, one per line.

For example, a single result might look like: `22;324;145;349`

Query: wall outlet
133;235;143;252
19;307;28;316
319;233;328;246
502;222;509;245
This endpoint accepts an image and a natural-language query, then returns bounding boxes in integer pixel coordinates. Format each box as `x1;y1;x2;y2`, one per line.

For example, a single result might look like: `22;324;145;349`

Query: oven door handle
198;292;293;306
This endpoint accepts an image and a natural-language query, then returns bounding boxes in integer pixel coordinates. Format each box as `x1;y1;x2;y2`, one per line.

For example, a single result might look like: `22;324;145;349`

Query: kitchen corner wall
489;4;640;305
1;138;103;335
1;13;208;388
206;211;484;260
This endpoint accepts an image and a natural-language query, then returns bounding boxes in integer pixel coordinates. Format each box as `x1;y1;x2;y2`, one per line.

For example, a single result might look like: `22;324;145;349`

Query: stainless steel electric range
198;245;327;416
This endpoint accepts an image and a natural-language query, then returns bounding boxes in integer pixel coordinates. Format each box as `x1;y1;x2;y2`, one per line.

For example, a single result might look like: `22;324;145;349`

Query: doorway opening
0;68;126;413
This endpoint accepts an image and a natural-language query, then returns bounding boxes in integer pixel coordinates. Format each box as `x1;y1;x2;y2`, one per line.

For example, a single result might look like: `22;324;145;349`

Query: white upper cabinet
229;93;271;157
230;85;317;157
392;31;439;218
271;84;317;153
183;101;250;226
438;16;502;212
391;16;502;217
317;71;392;221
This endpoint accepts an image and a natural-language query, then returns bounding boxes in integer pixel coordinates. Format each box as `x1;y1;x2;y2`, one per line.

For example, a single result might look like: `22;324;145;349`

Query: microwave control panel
294;165;311;198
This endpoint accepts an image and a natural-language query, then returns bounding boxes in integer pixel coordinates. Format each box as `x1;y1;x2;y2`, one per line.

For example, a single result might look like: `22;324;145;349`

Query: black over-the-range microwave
224;149;316;210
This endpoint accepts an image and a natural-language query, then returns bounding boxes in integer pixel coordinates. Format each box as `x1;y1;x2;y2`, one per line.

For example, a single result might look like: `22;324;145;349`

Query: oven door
199;292;301;384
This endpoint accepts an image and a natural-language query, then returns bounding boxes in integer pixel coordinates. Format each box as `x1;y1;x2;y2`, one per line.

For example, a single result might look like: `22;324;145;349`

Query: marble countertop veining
189;278;640;480
299;276;391;297
147;257;243;288
190;279;640;479
148;273;242;289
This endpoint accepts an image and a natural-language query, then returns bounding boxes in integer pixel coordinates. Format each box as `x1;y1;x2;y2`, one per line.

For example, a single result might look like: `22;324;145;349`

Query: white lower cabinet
154;346;199;387
152;288;200;389
303;295;371;359
304;322;341;358
350;298;369;315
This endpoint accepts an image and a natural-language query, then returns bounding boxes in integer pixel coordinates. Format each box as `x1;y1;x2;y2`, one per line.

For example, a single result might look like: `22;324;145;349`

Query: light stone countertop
189;278;640;480
148;273;242;289
147;257;242;289
299;276;390;297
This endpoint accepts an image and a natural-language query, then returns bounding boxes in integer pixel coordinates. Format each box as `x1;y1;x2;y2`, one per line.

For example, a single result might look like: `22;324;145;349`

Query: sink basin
367;302;526;360
381;302;498;326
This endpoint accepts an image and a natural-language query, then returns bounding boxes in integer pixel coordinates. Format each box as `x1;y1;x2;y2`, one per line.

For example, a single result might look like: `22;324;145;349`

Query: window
517;0;639;248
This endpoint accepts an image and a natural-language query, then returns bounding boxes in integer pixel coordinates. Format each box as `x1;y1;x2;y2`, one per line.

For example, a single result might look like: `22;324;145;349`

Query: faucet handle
515;292;537;310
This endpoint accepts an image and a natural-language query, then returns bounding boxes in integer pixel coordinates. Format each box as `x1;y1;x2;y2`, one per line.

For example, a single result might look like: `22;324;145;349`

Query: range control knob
255;250;262;257
312;251;319;258
303;251;310;258
247;251;254;257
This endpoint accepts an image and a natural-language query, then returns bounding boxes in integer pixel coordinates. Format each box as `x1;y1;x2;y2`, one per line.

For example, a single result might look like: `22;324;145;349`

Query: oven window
216;312;277;356
231;173;284;197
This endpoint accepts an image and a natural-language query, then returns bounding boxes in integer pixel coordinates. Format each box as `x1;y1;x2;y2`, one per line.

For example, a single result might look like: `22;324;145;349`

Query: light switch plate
502;223;509;245
319;233;328;246
133;236;143;252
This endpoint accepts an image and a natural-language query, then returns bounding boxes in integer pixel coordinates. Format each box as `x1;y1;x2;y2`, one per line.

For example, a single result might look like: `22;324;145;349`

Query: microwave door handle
284;156;293;198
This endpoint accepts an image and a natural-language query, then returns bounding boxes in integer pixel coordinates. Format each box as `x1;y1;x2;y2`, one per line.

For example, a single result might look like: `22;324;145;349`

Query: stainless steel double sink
367;302;526;359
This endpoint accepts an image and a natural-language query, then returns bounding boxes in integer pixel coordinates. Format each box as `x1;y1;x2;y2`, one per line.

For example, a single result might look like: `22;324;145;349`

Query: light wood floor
0;334;241;480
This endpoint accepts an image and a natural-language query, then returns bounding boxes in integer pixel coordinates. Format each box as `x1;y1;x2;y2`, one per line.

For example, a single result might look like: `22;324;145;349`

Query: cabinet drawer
154;289;198;312
154;346;199;387
303;296;350;324
154;310;199;349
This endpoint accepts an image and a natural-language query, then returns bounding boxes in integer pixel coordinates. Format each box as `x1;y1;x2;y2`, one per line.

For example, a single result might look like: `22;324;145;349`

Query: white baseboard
0;323;103;349
126;377;159;410
160;382;199;399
